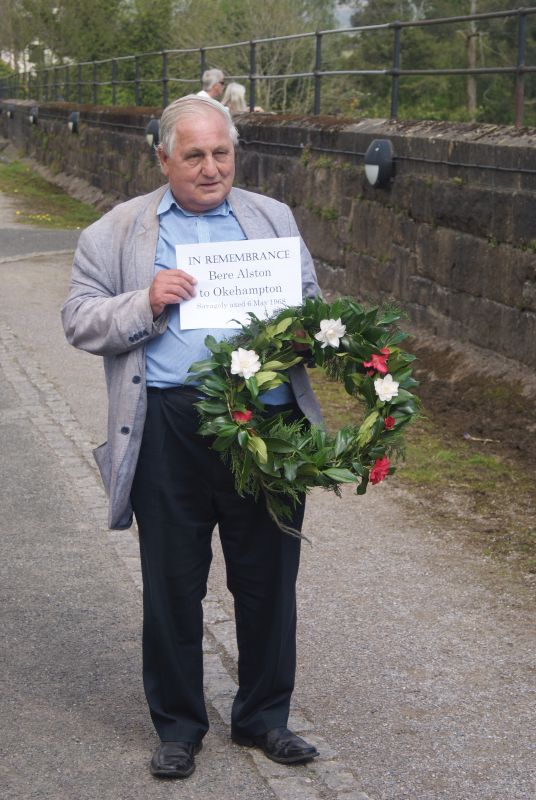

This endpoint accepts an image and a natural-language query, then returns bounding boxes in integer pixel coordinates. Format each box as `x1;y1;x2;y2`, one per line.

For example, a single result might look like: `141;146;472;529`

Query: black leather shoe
232;727;319;764
150;741;202;779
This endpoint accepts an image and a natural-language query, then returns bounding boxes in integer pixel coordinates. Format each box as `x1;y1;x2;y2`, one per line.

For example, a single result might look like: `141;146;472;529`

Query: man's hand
149;269;197;318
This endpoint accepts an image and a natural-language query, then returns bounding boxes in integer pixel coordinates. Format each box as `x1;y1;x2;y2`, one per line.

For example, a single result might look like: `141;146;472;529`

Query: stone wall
1;100;535;368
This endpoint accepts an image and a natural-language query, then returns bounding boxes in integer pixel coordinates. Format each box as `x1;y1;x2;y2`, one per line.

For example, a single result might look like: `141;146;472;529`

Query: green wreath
187;296;420;537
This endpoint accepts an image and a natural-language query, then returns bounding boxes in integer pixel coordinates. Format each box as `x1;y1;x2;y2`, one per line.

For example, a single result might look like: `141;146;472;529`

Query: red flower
384;416;396;430
370;456;391;485
363;347;390;375
232;409;253;423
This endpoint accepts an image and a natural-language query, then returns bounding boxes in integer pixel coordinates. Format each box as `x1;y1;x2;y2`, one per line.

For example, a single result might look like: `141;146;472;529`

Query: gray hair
221;82;247;113
158;94;239;158
202;68;225;91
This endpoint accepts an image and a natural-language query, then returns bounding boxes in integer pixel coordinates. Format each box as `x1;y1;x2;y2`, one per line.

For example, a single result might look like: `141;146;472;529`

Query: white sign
177;236;302;330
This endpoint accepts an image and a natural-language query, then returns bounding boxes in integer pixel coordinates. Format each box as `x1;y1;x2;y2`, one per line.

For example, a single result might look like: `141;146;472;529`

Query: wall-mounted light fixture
145;118;160;148
28;106;39;124
68;111;80;133
6;103;15;119
364;139;394;188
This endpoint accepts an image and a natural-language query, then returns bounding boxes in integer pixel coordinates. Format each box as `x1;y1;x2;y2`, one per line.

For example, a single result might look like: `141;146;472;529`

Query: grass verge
0;160;100;229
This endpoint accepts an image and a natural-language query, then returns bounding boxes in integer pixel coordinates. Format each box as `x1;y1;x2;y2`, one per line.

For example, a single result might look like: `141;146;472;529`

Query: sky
336;3;355;27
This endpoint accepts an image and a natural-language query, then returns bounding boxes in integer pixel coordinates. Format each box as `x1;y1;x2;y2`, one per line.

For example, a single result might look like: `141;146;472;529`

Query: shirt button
128;336;134;343
132;375;141;384
120;426;130;435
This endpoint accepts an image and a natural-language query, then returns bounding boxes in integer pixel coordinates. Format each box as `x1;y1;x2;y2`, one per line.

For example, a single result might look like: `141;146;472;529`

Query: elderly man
62;95;322;780
197;68;225;100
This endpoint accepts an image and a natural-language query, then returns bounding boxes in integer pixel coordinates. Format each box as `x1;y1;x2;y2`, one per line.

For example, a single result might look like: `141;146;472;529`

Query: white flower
374;373;399;402
314;318;346;349
230;348;261;380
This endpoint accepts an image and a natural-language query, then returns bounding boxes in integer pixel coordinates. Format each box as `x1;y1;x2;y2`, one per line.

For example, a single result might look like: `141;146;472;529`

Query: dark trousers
131;387;304;744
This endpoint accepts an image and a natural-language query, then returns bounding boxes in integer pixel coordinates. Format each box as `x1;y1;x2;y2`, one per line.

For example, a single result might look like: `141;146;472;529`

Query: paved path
1;209;534;800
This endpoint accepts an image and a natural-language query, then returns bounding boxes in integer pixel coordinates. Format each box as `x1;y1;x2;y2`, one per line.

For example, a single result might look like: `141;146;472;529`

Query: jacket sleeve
61;226;167;357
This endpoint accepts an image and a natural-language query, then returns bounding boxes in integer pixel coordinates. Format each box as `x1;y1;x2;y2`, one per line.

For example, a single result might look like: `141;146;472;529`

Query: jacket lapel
230;188;275;240
131;185;168;291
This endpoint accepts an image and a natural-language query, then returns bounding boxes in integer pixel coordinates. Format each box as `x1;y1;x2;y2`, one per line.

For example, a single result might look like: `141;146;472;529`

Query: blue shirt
146;189;293;404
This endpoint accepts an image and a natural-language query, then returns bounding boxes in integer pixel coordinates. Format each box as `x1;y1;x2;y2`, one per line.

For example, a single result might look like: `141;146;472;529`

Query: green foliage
188;297;420;536
0;60;15;79
0;0;533;124
338;0;536;125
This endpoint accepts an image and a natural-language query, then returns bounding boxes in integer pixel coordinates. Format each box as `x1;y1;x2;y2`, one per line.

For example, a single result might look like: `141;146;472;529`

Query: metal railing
1;7;535;126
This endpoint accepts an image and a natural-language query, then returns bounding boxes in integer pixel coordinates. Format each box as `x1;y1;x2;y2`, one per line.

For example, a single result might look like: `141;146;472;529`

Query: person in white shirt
197;68;225;100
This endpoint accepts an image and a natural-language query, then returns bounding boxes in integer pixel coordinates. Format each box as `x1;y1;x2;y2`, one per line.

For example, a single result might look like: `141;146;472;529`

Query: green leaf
203;335;224;353
297;463;319;478
376;310;401;325
188;359;218;375
284;461;298;481
212;432;237;451
333;427;355;457
266;317;294;337
322;467;359;483
399;376;419;389
195;400;229;415
390;388;416;406
202;374;229;391
357;411;379;447
246;375;259;399
263;438;297;453
254;370;280;387
247;435;268;464
348;372;365;388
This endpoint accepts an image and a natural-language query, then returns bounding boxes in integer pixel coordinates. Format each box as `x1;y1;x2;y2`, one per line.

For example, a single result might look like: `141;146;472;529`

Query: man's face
159;110;235;213
210;80;224;99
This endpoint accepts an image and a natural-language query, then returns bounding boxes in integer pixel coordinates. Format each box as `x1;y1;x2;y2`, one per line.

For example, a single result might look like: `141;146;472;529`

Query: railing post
92;62;98;105
249;40;257;112
162;50;168;107
65;64;70;102
515;9;527;128
44;70;48;102
77;63;82;103
200;48;206;83
135;56;141;105
390;21;402;120
314;31;323;115
112;59;117;105
54;66;59;100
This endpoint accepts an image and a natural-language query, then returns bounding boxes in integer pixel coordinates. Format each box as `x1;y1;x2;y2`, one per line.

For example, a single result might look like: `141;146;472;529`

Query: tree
167;0;337;111
336;0;535;124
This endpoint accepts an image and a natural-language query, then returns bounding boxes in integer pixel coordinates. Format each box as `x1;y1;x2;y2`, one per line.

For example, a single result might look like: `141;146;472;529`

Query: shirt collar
157;186;233;218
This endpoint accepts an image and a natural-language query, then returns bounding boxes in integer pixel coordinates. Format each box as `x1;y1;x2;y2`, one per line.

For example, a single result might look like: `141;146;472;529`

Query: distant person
197;68;225;100
221;81;247;113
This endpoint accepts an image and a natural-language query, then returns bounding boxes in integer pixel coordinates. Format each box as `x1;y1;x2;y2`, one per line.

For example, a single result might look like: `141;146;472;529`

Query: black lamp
145;118;160;148
364;139;394;188
6;103;15;119
68;111;80;133
28;106;39;124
